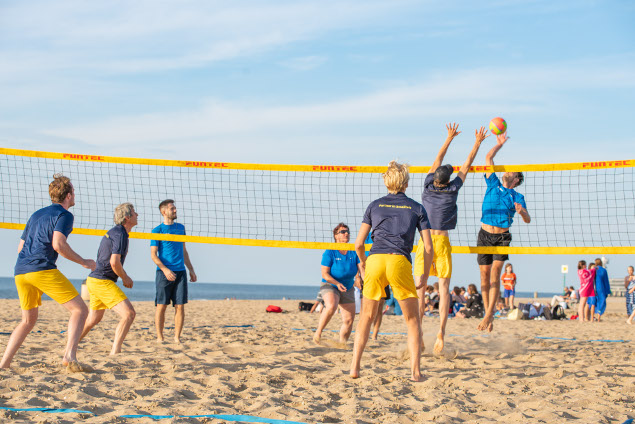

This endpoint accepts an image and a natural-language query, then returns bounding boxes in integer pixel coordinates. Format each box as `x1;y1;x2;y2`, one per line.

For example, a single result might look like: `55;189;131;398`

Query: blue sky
1;1;634;292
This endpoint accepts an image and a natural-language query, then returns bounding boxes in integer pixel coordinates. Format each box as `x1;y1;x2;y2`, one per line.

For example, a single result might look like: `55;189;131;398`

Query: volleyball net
1;147;634;254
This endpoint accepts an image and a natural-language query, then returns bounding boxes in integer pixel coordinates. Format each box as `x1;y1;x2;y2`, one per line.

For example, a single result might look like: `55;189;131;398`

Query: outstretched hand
446;122;461;139
475;126;490;144
496;132;510;146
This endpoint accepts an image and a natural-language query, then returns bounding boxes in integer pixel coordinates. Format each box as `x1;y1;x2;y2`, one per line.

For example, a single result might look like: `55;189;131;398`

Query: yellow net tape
2;147;634;254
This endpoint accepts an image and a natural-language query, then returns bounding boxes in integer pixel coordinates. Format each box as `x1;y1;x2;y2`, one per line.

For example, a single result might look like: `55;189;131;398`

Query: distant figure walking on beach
592;258;611;322
313;223;361;345
350;161;433;381
151;200;197;344
501;263;517;309
80;203;139;354
476;132;530;332
625;266;635;319
577;260;596;322
414;123;489;354
0;174;95;371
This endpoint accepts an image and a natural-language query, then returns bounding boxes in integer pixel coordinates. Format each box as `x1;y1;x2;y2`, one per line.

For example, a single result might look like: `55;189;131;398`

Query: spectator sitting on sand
451;286;466;304
455;284;484;319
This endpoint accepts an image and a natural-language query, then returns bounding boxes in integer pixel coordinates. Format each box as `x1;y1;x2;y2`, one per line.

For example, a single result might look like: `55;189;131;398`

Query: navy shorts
155;269;188;306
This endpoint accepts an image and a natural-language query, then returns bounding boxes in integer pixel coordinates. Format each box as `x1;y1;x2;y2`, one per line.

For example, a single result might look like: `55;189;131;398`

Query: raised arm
485;133;509;178
457;126;490;182
430;123;461;173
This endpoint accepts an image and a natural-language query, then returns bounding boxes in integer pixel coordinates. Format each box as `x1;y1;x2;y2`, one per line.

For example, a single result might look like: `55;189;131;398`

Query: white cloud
0;0;414;76
40;59;635;151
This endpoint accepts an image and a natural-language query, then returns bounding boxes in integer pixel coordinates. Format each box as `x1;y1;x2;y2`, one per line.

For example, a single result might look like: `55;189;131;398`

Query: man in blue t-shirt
80;203;138;355
477;132;531;333
414;123;489;355
1;174;96;372
151;199;197;344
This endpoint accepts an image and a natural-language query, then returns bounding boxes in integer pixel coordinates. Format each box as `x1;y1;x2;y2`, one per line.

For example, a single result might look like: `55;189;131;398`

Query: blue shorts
155;269;188;306
503;288;515;298
587;296;597;307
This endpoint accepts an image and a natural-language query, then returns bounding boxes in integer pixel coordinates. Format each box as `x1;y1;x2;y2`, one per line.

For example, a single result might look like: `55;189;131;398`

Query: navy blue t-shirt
89;225;130;282
362;193;430;262
422;173;463;230
15;204;74;276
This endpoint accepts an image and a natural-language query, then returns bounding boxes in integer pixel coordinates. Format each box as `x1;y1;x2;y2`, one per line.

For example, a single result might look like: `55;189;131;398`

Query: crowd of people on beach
2;123;633;381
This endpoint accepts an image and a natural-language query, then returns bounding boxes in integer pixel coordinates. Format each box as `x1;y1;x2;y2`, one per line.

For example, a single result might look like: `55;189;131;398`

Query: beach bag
541;305;552;320
298;302;314;311
551;304;567;320
266;305;283;313
507;308;523;320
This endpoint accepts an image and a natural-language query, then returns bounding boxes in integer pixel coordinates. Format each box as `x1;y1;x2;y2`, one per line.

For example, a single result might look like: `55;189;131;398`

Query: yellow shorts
86;276;128;310
15;269;79;310
414;235;452;279
363;254;417;301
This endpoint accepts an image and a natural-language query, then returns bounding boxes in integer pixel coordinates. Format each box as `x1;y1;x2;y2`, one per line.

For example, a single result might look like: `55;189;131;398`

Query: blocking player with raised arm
0;174;96;371
350;161;433;382
414;123;490;354
80;203;139;355
477;132;530;332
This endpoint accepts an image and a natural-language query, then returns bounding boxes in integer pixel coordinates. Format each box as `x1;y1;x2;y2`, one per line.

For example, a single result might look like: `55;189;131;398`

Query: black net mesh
1;154;634;248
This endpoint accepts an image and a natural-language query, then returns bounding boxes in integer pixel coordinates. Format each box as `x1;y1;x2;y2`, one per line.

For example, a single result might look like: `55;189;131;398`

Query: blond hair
49;173;73;203
114;202;135;225
383;160;409;194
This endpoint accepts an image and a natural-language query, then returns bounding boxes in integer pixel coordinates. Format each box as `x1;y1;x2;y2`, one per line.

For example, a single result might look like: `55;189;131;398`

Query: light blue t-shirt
15;204;74;276
321;250;360;290
481;173;527;229
151;223;186;272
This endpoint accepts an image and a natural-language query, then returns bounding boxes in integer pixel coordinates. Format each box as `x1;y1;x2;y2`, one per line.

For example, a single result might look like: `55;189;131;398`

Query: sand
0;296;633;423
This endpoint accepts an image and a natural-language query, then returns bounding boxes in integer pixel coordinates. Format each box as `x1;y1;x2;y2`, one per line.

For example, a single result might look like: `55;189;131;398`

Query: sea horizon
0;277;562;301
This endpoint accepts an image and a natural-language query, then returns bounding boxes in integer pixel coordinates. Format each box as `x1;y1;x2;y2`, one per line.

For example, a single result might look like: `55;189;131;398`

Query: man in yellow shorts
414;124;489;354
0;174;96;371
80;203;138;355
350;161;433;382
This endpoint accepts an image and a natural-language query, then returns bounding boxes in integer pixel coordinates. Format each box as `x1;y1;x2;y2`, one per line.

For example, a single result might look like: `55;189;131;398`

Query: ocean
0;277;560;301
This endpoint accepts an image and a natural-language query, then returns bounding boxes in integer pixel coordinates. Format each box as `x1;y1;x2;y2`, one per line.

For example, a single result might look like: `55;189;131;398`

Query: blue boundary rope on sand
1;325;254;336
0;406;308;423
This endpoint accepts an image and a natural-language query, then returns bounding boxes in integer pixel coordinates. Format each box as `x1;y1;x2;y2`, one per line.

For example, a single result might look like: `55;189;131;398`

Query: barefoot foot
66;361;88;373
433;333;445;355
477;315;494;332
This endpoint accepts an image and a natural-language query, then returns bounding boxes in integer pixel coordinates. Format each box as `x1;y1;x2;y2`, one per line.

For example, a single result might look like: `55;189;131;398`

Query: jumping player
350;161;433;381
414;123;489;354
477;133;530;332
0;174;96;371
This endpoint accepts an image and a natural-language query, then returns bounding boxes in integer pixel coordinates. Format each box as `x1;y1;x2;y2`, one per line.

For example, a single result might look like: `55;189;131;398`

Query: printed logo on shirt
378;204;412;209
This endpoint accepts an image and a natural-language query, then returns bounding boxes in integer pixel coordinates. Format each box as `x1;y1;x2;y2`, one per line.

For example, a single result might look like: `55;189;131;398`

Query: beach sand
0;297;633;423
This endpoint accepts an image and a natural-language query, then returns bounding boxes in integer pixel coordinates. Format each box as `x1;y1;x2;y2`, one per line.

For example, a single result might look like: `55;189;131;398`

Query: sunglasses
337;230;350;234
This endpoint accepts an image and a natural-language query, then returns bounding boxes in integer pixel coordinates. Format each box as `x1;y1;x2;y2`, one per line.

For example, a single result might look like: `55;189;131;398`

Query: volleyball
489;117;507;135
